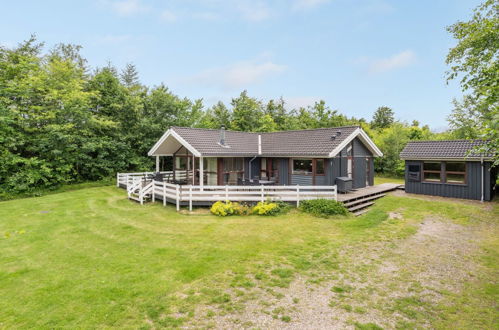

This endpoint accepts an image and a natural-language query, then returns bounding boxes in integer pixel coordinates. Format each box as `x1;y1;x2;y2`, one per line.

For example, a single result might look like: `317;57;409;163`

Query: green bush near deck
300;199;348;217
252;201;280;216
211;200;291;217
210;201;236;216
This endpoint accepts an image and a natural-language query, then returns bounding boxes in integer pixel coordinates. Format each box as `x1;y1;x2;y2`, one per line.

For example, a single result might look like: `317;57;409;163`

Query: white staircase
127;179;153;205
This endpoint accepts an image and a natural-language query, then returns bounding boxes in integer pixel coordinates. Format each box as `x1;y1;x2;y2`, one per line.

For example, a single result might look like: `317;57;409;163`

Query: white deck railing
150;181;338;211
116;171;186;187
117;172;337;211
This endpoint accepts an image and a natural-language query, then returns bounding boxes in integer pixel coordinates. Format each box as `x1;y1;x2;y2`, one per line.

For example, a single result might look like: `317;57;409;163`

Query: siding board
404;160;494;201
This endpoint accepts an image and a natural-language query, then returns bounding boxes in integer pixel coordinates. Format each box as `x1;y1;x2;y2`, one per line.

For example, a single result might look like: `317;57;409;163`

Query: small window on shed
423;162;441;182
445;162;466;184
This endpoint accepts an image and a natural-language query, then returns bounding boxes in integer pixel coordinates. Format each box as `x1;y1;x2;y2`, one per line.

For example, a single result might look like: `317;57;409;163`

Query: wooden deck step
348;201;374;212
343;193;386;207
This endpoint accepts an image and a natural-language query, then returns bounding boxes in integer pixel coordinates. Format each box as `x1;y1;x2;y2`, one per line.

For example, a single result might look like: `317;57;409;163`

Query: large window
202;158;218;185
292;159;325;175
445;162;466;184
222;158;244;185
423;162;441;182
423;161;467;184
260;158;267;178
293;159;313;175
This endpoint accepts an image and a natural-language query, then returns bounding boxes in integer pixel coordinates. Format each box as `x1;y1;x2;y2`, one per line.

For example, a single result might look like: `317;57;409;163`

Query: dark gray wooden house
148;126;383;190
400;140;497;201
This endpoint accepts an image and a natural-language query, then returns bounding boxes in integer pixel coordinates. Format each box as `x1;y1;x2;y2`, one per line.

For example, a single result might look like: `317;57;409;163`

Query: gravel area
188;216;484;329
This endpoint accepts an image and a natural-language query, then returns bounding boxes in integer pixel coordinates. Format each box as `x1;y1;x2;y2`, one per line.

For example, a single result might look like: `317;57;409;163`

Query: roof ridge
171;126;258;134
171;125;360;133
260;125;360;134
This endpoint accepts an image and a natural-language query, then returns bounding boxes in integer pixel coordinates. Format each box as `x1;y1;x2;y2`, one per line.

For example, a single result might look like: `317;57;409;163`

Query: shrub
300;199;348;217
252;201;280;216
275;201;292;214
232;202;251;216
210;201;235;217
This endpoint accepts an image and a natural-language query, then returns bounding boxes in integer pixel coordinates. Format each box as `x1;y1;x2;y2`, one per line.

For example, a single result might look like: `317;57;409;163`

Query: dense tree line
1;0;496;198
0;36;437;197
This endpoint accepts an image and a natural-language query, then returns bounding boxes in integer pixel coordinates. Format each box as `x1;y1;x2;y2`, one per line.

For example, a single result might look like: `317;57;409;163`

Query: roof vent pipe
331;136;336;141
336;131;341;136
219;125;226;146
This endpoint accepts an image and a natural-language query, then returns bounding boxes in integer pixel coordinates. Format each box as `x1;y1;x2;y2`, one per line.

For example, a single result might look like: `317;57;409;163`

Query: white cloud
160;10;177;22
368;50;416;74
284;96;319;109
292;0;330;10
188;59;286;89
0;40;14;48
237;1;271;21
108;0;150;16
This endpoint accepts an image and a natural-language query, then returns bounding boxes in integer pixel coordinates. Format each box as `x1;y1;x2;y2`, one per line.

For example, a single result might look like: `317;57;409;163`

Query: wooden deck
337;183;402;203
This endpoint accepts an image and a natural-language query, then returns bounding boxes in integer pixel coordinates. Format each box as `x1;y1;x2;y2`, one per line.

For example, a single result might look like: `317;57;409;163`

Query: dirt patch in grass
190;216;485;329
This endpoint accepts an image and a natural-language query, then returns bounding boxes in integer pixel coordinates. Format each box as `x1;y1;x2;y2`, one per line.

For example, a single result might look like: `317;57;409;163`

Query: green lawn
374;175;404;185
0;186;497;328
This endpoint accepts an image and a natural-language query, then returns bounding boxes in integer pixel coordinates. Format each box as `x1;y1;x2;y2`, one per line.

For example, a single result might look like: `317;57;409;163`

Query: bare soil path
193;214;488;329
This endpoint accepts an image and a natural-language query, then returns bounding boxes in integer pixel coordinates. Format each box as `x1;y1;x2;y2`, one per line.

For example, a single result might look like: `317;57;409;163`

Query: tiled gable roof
400;140;491;160
170;126;361;157
171;126;259;156
260;126;359;156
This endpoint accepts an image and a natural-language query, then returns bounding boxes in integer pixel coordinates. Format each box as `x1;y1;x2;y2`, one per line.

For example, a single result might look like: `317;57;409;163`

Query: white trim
199;157;204;189
148;128;202;157
328;128;383;158
258;135;262;155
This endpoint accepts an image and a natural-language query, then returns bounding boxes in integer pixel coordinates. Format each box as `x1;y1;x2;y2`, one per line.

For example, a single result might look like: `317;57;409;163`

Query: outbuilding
400;140;497;201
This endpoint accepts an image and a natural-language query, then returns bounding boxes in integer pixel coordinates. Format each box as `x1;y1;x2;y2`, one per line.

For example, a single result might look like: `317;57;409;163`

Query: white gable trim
328;128;383;158
148;128;202;157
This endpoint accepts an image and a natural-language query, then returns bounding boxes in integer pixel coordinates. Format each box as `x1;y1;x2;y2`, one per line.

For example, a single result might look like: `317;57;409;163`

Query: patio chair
153;172;164;182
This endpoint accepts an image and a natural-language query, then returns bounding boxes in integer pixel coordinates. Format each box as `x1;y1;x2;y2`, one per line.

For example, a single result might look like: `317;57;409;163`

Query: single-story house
147;126;383;190
400;140;497;201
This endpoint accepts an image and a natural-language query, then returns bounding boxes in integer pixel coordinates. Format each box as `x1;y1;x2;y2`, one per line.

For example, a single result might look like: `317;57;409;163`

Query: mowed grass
374;175;405;185
0;186;497;328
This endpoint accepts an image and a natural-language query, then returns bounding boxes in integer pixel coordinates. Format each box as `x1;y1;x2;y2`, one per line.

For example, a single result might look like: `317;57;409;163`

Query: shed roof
400;140;492;160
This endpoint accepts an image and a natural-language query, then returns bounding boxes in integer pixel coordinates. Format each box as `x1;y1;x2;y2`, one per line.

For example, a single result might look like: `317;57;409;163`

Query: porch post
192;156;195;185
155;156;160;172
199;157;204;190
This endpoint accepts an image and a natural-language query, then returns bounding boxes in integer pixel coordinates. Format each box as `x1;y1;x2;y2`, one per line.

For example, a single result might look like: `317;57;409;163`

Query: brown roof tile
170;126;360;157
400;140;491;160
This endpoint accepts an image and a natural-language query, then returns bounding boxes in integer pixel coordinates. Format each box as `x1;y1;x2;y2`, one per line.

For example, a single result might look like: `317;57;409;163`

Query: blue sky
1;0;481;129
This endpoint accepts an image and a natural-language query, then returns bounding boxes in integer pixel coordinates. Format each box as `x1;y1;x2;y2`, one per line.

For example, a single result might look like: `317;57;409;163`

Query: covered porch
148;128;278;186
